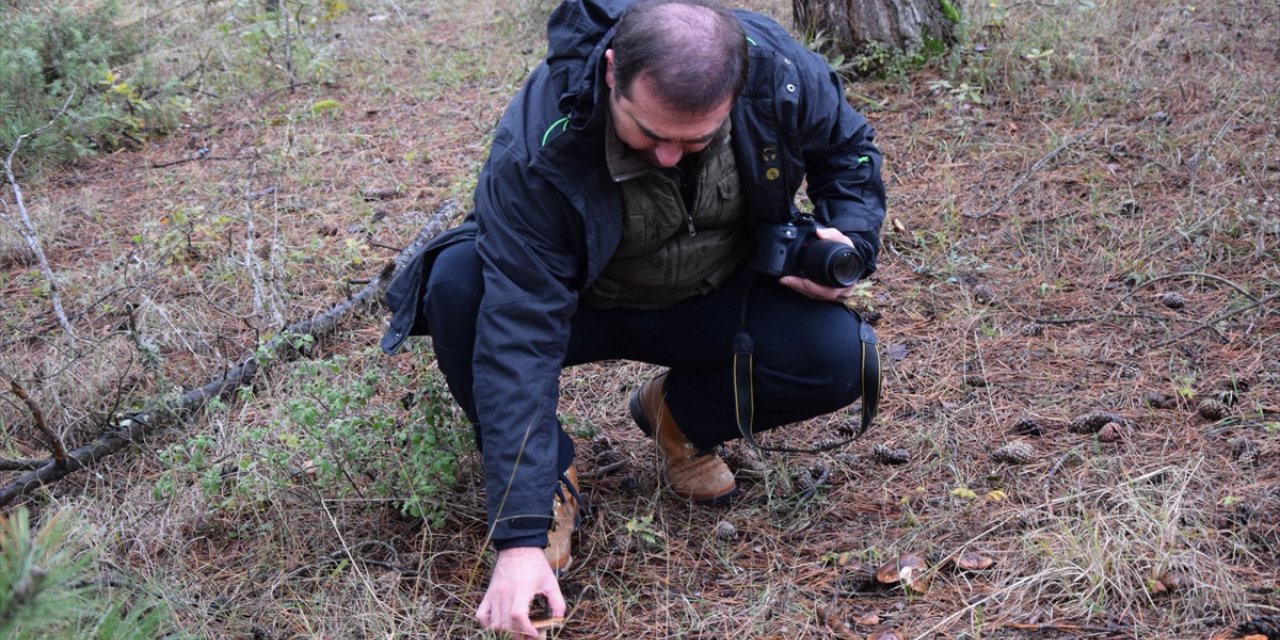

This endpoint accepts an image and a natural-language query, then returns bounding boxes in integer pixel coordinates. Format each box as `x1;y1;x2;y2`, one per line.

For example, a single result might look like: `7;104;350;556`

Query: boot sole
629;386;737;507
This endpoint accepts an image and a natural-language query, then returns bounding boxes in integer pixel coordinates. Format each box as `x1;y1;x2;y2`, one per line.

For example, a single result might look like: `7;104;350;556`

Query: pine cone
1097;421;1128;443
714;520;738;541
1236;614;1280;640
722;444;768;473
1198;398;1229;420
1160;292;1186;309
972;283;997;304
1144;391;1178;409
992;441;1036;464
1010;416;1045;436
1232;438;1259;464
1020;322;1045;337
589;435;615;455
1069;412;1129;434
611;533;639;553
595;448;624;468
871;444;911;465
1215;388;1241;406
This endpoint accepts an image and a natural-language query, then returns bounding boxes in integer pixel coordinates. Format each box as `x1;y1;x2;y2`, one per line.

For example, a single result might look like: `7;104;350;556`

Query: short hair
611;0;748;114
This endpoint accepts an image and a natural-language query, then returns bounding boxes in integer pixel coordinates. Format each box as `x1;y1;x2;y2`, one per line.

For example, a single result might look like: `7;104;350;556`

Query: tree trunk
793;0;959;75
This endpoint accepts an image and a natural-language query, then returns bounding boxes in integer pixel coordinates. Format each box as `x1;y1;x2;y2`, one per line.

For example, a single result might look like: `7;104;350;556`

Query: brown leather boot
628;373;736;505
544;464;579;574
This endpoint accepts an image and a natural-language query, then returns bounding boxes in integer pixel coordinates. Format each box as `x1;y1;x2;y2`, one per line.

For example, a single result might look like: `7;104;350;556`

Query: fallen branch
3;375;68;464
0;459;45;472
1105;271;1260;318
149;153;238;169
1;92;79;341
1004;621;1135;637
0;201;460;508
1133;291;1280;354
1034;272;1262;328
965;121;1103;220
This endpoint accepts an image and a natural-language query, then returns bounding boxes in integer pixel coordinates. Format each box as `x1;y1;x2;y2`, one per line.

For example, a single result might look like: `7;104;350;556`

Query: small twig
965;121;1103;219
579;460;625;479
1;92;79;341
243;164;284;328
1135;291;1280;354
149;154;237;169
795;465;831;505
3;375;68;464
243;186;277;201
815;606;860;640
884;240;930;276
384;0;407;24
1034;272;1260;327
1105;271;1259;318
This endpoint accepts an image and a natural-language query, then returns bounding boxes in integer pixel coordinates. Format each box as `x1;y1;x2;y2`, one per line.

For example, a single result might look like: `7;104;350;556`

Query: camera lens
798;239;861;287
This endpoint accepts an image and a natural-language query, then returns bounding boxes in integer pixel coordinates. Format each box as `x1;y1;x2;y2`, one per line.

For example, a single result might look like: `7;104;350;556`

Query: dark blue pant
423;239;868;465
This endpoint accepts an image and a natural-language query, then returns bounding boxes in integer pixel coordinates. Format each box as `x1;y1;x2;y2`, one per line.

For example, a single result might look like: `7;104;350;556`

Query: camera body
751;216;862;288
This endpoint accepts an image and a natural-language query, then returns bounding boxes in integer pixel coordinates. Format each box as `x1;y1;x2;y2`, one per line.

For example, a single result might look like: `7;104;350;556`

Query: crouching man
381;0;886;636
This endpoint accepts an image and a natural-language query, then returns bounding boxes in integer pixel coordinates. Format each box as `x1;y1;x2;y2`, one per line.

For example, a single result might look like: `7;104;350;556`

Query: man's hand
475;546;565;638
778;227;859;301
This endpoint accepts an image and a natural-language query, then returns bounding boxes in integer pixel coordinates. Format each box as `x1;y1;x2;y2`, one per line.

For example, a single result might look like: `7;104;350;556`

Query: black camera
751;217;862;288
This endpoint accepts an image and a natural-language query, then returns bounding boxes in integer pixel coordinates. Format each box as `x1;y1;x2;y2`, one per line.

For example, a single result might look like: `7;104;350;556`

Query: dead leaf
869;630;902;640
887;343;909;362
1160;572;1182;591
855;612;881;626
957;551;995;571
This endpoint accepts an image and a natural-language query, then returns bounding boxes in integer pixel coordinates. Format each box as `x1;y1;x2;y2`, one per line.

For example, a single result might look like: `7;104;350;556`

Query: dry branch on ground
0;201;459;508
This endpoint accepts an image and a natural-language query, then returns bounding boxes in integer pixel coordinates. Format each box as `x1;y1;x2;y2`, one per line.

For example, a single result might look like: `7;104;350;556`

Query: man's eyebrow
636;119;719;145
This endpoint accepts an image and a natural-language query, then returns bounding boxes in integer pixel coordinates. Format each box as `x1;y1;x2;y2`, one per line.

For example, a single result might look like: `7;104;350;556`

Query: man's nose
653;143;683;168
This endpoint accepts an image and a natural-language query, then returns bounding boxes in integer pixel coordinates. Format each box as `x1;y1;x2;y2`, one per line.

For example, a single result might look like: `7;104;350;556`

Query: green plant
0;0;179;173
0;508;183;640
624;514;665;549
234;350;472;528
214;0;344;90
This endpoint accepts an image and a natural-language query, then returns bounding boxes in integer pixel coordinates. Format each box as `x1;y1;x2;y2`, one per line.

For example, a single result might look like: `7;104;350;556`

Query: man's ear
604;49;616;90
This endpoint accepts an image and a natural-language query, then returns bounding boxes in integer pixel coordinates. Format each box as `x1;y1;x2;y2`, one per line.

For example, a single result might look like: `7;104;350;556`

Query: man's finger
546;579;567;618
508;602;539;638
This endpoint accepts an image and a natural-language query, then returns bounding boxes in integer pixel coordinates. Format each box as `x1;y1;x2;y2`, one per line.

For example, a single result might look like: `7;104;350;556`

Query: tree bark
793;0;959;74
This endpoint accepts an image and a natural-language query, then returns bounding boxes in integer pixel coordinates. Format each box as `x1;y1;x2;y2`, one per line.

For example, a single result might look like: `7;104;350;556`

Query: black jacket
382;0;886;547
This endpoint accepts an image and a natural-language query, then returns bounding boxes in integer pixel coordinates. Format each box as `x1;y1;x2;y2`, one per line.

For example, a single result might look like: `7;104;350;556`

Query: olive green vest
582;117;749;310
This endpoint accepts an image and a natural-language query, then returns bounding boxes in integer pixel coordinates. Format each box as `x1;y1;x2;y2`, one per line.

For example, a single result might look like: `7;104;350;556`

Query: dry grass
1;0;1278;638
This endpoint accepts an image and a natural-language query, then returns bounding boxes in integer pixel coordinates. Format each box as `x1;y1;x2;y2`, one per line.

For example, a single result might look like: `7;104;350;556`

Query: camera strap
731;279;881;454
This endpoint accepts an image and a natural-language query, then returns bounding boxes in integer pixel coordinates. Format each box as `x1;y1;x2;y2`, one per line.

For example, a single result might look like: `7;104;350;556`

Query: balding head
610;0;748;114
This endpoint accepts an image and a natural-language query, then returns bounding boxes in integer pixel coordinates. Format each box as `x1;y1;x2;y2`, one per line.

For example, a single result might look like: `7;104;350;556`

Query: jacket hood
544;0;630;120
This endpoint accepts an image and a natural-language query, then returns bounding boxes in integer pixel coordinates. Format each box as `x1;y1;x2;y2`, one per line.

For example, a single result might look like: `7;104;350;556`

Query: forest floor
1;0;1278;638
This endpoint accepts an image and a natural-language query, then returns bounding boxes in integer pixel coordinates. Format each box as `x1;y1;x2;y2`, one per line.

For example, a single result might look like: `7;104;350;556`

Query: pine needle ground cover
0;0;1276;637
